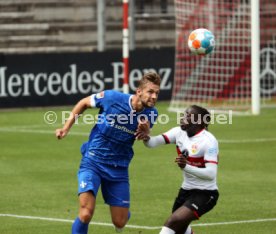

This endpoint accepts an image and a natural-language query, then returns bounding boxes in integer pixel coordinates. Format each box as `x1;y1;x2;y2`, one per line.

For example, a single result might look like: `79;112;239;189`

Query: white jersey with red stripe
163;127;219;190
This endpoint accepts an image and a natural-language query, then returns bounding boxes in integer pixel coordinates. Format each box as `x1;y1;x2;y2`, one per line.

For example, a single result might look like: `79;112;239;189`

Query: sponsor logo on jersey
188;156;205;167
114;124;135;135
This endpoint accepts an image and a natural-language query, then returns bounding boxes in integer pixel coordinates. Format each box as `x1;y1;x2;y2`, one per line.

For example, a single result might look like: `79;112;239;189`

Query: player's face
180;107;204;137
137;83;160;108
180;108;192;131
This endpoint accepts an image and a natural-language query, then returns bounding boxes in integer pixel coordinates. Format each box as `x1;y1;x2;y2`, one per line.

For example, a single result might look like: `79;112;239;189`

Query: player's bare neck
187;126;202;137
131;95;143;112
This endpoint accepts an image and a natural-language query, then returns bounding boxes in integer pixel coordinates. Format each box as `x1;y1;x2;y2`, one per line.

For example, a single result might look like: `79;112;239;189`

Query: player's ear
136;88;142;95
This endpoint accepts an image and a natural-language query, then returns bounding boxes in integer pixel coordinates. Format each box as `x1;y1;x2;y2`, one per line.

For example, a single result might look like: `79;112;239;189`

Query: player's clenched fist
175;155;187;169
175;149;189;169
55;128;68;139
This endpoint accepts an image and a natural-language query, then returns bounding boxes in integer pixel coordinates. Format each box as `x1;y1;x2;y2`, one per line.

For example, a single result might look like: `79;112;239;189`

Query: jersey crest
191;144;198;154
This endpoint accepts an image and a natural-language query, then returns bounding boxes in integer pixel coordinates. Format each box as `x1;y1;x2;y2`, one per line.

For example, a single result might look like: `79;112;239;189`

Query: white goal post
169;0;276;114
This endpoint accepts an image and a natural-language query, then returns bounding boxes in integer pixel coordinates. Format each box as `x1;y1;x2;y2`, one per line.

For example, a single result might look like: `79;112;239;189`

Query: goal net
169;0;276;113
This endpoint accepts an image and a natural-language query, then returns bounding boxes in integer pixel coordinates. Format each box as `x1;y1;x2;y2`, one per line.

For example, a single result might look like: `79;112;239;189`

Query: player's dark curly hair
191;105;211;130
138;72;161;88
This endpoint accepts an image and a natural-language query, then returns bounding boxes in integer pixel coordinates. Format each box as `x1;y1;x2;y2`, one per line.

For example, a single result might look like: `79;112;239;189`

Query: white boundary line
0;128;88;136
1;128;276;144
0;214;158;230
0;214;276;229
192;218;276;226
219;138;276;143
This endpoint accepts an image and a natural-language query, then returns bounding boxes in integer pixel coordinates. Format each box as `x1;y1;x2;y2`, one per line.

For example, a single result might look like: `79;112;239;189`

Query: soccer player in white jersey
143;105;219;234
55;72;160;234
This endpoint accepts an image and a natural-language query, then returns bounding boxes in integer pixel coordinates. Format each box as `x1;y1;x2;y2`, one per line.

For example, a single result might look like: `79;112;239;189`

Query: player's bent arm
56;96;92;139
143;135;166;148
63;96;92;130
184;163;217;180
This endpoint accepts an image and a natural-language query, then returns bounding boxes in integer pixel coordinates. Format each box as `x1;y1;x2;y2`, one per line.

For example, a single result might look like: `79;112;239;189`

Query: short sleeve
90;94;96;107
91;90;115;108
204;138;219;164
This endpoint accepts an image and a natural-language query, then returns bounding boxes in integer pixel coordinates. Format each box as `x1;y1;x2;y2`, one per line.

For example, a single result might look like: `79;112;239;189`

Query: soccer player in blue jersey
55;72;161;234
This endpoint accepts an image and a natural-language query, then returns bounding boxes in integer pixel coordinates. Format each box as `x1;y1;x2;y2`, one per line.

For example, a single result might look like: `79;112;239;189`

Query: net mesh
170;0;276;113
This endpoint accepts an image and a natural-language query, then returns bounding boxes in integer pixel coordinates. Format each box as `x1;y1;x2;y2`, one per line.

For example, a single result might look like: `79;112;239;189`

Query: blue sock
128;211;131;220
72;217;89;234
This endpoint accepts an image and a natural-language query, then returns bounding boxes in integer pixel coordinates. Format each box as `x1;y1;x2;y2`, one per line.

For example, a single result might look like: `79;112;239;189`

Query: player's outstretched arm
143;135;166;148
55;96;92;140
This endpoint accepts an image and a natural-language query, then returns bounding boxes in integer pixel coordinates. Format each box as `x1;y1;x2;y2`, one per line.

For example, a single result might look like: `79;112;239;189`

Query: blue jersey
81;90;158;168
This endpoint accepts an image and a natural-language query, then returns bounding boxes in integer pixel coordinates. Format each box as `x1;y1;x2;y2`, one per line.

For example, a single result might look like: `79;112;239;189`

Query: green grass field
1;102;276;234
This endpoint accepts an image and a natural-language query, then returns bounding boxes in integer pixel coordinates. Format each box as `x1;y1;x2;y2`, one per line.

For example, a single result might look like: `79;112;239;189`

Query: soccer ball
188;28;215;55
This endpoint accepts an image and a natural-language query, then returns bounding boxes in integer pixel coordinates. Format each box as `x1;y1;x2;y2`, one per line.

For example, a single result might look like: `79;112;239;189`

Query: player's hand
55;128;68;140
135;130;150;140
135;132;150;141
135;118;150;140
175;153;188;169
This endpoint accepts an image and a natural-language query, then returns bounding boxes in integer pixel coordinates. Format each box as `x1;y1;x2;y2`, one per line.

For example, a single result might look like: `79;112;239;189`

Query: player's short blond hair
138;72;161;89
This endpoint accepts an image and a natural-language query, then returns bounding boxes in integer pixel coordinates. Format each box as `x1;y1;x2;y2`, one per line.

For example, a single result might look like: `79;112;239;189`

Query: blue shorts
77;160;130;208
